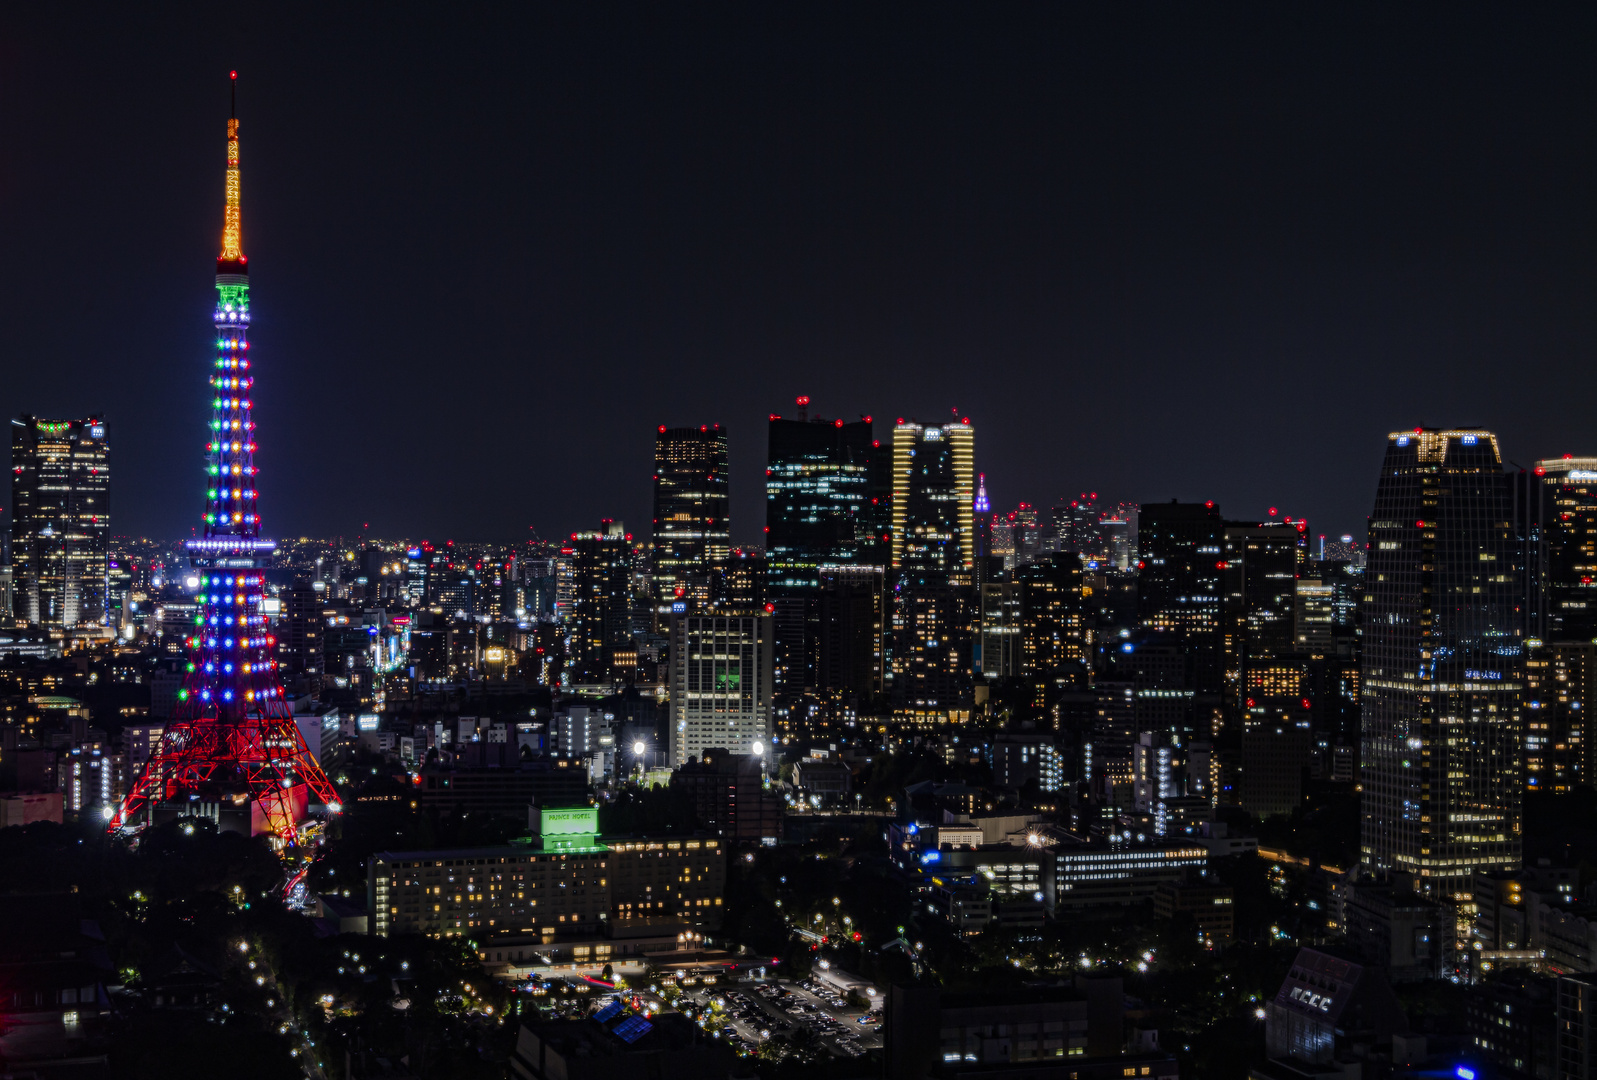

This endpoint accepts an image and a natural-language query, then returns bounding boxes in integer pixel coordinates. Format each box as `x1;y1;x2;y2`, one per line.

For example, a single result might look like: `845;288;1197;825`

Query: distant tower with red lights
111;74;339;843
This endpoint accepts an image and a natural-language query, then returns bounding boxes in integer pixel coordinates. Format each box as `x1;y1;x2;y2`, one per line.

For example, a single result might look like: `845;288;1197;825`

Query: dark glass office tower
816;564;886;696
1361;428;1523;898
766;403;877;591
652;424;730;614
764;399;879;691
1138;501;1224;733
9;415;110;628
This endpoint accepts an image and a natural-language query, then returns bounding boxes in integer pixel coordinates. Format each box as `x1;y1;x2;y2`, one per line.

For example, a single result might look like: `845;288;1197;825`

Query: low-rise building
988;733;1066;794
670;748;781;844
368;807;723;943
1152;878;1235;946
791;757;852;806
1462;971;1556;1079
1260;947;1407;1072
417;759;589;818
1558;972;1597;1079
0;790;62;828
886;978;1178;1080
1051;835;1209;910
928;883;992;936
1342;874;1448;983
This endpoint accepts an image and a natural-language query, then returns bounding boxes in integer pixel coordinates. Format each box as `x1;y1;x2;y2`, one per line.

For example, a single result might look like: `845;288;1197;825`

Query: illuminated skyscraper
651;424;729;614
113;74;338;847
1529;457;1597;644
1361;428;1523;897
9;415;110;627
889;419;977;722
564;521;634;685
890;419;975;575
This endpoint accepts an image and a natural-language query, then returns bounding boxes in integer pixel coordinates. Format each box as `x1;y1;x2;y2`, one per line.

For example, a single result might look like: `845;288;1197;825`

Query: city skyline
3;6;1596;545
4;12;1597;1075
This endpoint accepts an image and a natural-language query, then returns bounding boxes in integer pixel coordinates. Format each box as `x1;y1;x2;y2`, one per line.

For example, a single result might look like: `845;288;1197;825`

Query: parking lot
677;977;882;1059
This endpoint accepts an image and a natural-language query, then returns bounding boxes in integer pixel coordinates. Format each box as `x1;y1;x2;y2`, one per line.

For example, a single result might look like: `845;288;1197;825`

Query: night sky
3;4;1595;546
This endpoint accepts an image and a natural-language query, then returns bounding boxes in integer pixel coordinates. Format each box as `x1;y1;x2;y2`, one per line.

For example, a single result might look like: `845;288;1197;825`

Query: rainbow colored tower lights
111;75;339;849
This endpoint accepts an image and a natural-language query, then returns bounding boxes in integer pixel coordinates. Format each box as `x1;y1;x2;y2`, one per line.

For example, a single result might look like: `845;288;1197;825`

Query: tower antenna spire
220;71;243;267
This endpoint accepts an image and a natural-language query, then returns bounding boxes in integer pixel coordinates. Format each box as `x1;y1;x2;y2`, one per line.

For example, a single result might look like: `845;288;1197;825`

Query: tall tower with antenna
112;74;340;846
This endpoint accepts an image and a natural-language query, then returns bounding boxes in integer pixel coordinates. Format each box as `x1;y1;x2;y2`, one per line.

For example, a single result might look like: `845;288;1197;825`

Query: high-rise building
890;419;977;722
1005;503;1045;567
1138;501;1224;734
403;546;427;606
765;401;879;591
651;424;729;614
891;419;975;574
1523;639;1594;792
1051;492;1104;562
112;76;338;844
765;400;882;693
667;612;774;768
1101;515;1135;571
815;564;886;697
1294;579;1337;652
1528;457;1597;645
1221;522;1304;721
978;580;1021;679
889;583;975;724
712;548;766;613
564;522;634;685
973;473;995;563
1361;428;1523;898
1015;554;1089;676
9;416;110;628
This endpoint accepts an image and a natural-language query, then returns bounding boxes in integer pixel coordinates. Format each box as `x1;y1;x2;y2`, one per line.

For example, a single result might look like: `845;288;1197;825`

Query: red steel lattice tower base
111;73;339;845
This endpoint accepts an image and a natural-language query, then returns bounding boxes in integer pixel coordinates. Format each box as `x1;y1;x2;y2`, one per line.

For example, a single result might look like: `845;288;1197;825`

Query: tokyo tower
111;73;340;845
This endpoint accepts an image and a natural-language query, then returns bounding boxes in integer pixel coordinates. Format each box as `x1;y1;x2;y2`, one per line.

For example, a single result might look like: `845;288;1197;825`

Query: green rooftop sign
537;807;604;852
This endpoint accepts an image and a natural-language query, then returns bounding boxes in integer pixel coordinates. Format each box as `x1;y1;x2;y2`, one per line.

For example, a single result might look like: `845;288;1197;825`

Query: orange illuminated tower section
112;74;340;846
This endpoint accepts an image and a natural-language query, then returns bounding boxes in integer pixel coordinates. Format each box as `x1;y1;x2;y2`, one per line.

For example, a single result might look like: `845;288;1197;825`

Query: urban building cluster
6;79;1597;1080
8;407;1597;1078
